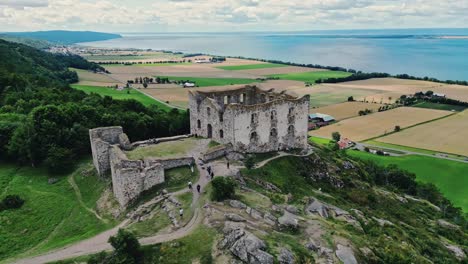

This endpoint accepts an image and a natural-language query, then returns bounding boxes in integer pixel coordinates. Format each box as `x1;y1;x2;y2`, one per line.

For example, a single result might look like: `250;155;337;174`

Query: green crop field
347;151;468;212
309;136;333;146
0;161;116;261
160;76;257;87
70;85;171;110
412;102;466;112
269;71;352;84
216;63;286;71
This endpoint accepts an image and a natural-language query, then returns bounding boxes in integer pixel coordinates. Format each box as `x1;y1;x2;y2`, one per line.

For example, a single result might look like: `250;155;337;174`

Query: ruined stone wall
109;145;165;207
89;126;125;176
189;87;310;153
145;157;195;170
228;95;310;153
202;144;234;162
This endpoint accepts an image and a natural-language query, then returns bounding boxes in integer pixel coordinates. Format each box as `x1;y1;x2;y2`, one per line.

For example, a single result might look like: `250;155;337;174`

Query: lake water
80;29;468;81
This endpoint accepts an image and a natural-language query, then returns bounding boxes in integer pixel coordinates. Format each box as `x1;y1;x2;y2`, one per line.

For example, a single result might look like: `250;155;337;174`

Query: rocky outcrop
229;200;247;209
246;207;263;220
444;243;466;261
225;213;247;222
220;222;274;264
305;197;362;230
437;219;460;230
278;248;295;264
278;211;298;229
335;244;358;264
372;217;394;227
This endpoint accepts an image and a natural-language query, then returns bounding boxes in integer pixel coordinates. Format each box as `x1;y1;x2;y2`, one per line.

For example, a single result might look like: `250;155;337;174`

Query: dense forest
0;39;189;173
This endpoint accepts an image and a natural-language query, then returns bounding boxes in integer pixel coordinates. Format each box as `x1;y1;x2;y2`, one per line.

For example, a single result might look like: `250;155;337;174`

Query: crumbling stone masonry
189;85;310;153
90;127;194;207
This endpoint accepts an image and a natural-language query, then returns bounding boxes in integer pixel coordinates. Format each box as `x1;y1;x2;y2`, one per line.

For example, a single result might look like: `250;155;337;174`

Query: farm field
376;110;468;156
216;63;286;71
347;151;468;212
159;76;257;87
235;65;325;76
325;78;468;102
312;101;384;120
269;71;351;83
0;161;116;261
412;102;466;112
310;107;453;141
71;68;121;86
70;85;172;110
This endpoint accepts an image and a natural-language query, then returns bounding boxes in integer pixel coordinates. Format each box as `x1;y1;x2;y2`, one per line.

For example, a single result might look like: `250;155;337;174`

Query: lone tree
211;177;237;201
108;229;143;264
0;195;25;211
394;125;401;132
332;132;341;142
244;155;256;170
347;96;355;102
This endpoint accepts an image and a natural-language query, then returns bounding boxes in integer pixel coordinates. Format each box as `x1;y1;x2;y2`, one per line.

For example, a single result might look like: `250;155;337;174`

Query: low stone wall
202;144;234;162
146;157;195;170
132;134;192;148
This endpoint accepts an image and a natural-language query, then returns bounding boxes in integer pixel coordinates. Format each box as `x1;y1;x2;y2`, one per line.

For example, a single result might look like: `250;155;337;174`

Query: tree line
0;39;189;173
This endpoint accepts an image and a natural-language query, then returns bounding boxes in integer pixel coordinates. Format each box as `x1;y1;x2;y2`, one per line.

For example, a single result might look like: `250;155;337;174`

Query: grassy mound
0;161;116;261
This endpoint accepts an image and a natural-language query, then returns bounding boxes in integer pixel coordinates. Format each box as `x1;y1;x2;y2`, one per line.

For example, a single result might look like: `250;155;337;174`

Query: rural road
13;141;212;264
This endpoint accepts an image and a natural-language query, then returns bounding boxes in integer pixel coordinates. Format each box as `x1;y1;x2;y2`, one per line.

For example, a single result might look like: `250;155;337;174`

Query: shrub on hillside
0;195;25;211
244;155;256;170
211;177;237;201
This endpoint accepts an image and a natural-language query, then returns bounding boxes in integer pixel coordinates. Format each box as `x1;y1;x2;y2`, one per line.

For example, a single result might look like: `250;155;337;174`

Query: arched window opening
250;132;258;141
219;113;224;122
251;113;257;123
288;125;295;134
271;110;276;120
197;119;201;129
270;128;277;137
288;107;294;115
220;130;224;138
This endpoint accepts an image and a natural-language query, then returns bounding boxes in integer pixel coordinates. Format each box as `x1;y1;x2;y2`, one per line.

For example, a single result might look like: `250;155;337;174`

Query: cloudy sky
0;0;467;32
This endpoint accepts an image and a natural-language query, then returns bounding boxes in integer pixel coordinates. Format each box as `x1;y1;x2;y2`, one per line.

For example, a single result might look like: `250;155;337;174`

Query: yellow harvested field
235;66;326;76
325;78;468;102
310;107;452;141
312;102;383;121
143;84;248;108
376;110;468;156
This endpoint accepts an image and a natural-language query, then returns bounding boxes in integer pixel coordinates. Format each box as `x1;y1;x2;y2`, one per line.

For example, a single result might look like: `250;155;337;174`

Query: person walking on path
179;208;184;218
196;184;201;193
210;171;214;180
188;181;192;190
227;160;230;169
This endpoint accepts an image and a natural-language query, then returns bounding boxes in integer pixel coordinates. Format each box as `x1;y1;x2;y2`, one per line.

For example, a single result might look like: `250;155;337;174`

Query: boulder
437;219;459;230
221;223;274;264
246;207;263;220
225;213;247;222
263;212;277;226
285;205;299;214
305;198;329;218
278;211;298;229
335;244;358;264
445;243;466;261
372;217;394;227
278;248;295;264
229;200;247;209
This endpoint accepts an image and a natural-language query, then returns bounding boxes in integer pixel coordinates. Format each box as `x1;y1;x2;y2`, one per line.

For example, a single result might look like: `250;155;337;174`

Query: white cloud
0;0;467;32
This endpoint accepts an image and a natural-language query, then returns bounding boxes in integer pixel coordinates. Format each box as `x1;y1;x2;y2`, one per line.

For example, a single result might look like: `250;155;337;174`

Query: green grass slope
70;85;171;110
347;151;468;212
412;102;466;112
0;161;116;261
160;76;257;87
269;71;352;83
216;63;286;71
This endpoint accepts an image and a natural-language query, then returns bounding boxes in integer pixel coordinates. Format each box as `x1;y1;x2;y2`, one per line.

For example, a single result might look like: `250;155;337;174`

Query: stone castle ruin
90;85;310;207
189;85;310;152
89;127;194;207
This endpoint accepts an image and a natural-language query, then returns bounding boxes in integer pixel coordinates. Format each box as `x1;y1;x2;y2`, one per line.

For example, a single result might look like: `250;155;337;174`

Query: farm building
309;113;335;127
